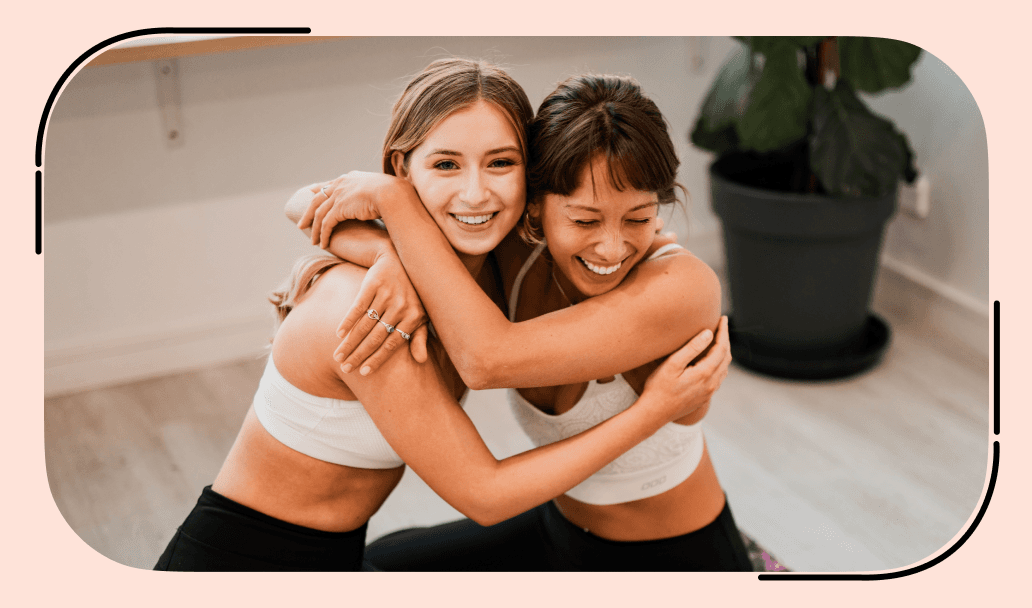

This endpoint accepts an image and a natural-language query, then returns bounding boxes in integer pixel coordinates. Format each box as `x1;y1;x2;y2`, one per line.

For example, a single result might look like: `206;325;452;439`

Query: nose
593;227;628;263
459;169;490;209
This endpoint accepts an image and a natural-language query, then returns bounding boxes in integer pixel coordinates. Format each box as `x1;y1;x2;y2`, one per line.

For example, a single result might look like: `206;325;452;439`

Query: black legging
154;486;369;571
365;498;753;571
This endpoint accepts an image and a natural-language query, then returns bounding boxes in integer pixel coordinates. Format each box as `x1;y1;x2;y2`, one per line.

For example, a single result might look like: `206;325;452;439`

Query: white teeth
453;213;496;225
579;257;622;275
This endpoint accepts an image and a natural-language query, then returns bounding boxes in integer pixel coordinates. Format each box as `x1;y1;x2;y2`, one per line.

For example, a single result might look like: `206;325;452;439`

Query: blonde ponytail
269;254;344;330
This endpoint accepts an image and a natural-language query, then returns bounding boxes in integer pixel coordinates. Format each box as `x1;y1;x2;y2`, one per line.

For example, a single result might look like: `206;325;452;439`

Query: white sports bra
506;242;706;505
252;356;406;469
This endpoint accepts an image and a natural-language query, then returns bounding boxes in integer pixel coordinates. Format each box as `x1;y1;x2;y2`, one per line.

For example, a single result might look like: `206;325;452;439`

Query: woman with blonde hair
296;71;751;571
154;58;730;571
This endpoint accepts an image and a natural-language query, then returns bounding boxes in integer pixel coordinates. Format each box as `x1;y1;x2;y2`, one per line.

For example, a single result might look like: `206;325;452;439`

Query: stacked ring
367;309;410;340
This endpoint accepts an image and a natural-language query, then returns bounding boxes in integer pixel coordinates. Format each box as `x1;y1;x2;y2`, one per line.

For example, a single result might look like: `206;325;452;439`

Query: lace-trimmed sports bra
506;242;706;505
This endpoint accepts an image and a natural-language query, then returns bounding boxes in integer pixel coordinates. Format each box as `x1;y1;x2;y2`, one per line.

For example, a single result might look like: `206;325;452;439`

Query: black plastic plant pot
710;157;896;380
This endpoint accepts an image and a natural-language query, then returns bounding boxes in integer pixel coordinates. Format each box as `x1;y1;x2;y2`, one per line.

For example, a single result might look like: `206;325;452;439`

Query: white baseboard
44;312;274;398
872;256;992;371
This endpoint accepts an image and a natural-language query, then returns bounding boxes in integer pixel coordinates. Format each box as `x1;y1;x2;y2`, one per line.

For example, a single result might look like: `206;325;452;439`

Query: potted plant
690;37;922;379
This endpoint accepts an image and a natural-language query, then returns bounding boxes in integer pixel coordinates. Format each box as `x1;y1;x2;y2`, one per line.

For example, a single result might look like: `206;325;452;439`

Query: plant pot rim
709;157;897;205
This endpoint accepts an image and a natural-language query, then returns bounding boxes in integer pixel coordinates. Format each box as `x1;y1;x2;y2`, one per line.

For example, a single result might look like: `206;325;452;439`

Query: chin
564;264;624;298
444;216;516;257
451;235;504;257
576;282;616;299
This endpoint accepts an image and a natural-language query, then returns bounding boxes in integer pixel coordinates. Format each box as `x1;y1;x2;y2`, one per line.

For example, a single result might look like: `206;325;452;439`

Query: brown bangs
527;74;680;207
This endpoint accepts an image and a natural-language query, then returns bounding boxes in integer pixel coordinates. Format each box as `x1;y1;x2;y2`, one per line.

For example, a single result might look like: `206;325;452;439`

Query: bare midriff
553;445;725;541
212;407;404;533
520;362;726;542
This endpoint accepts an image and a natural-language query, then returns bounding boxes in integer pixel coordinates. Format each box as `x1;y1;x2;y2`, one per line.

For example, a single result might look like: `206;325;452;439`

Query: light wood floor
44;311;991;572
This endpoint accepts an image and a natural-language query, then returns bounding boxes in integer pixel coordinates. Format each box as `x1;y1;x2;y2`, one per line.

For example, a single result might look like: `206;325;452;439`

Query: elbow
457;501;507;527
695;263;723;329
446;484;509;526
452;355;497;391
445;321;515;390
462;506;504;527
284;186;315;224
470;512;506;527
462;373;492;392
284;197;301;224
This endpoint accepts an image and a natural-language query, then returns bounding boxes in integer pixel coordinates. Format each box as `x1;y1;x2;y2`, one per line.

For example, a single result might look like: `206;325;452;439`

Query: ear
390;150;409;179
527;198;542;219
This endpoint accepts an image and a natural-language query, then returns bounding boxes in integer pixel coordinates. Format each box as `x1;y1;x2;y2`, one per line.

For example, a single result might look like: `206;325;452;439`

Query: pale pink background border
8;2;1025;603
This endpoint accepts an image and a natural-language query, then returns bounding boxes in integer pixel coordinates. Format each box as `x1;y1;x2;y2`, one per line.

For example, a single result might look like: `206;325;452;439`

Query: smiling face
537;155;660;301
393;99;526;259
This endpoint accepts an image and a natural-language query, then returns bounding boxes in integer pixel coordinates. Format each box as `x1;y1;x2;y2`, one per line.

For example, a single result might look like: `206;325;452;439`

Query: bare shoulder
620;250;722;385
631;249;721;315
287;261;460;404
271;261;371;394
303;261;368;308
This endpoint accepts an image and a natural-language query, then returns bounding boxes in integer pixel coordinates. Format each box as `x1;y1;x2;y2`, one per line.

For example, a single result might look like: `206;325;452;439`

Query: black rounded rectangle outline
34;27;312;255
761;301;1000;580
33;34;1002;579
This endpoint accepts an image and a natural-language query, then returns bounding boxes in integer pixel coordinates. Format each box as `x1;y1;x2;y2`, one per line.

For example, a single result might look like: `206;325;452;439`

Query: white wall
863;51;992;364
43;37;989;395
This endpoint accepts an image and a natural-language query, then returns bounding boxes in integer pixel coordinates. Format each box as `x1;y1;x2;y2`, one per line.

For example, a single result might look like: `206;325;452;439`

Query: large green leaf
894;129;919;183
698;46;755;129
810;82;910;196
689;117;740;155
736;44;812;153
689;46;756;154
739;36;827;55
838;37;922;93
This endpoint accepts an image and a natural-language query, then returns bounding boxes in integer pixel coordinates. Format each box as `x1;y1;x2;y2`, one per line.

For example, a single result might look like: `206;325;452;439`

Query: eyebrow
427;146;522;157
565;201;659;213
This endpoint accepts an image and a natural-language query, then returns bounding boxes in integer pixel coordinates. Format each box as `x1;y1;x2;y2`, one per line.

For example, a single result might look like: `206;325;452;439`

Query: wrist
372;238;398;264
379;177;417;215
632;391;668;429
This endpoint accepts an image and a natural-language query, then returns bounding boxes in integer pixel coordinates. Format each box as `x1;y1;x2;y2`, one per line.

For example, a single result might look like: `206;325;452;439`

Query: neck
457;251;488;278
552;264;586;305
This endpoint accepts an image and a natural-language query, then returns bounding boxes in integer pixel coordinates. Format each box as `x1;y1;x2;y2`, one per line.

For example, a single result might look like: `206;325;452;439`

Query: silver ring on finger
367;309;379;321
320;185;331;198
378;319;395;334
395;327;411;341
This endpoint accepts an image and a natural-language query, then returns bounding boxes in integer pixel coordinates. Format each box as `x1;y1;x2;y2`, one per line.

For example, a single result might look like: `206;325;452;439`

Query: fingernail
341;363;352;373
333;353;344;362
360;366;371;376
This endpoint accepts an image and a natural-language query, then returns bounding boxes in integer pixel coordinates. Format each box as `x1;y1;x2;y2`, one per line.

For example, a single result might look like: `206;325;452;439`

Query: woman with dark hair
296;73;751;571
153;60;730;572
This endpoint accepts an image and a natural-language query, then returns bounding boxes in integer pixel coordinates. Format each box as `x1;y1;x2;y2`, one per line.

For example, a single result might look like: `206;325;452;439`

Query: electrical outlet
898;175;931;219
